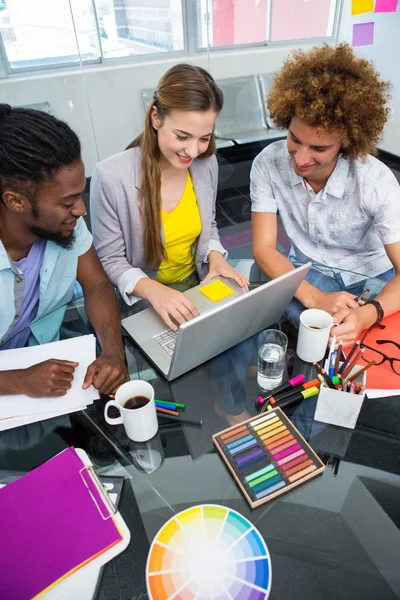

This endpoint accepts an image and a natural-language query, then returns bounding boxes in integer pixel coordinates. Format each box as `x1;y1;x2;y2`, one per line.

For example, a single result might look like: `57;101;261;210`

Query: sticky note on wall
353;21;375;46
199;280;235;302
375;0;398;12
352;0;374;14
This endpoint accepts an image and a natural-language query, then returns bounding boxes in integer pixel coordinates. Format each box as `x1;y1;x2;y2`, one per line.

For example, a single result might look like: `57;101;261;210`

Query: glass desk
1;260;400;600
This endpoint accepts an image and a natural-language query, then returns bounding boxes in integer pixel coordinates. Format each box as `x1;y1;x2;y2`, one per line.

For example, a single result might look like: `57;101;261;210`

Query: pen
354;288;370;302
157;413;202;426
328;335;336;378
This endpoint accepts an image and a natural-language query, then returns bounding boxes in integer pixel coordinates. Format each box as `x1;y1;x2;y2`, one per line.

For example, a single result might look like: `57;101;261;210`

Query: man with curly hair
251;43;400;345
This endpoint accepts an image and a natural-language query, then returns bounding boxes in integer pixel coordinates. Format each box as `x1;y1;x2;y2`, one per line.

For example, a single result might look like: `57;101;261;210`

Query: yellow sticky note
352;0;374;15
199;280;235;302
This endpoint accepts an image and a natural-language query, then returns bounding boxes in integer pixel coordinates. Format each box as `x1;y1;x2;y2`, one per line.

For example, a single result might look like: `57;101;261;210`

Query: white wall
337;0;400;156
0;45;310;176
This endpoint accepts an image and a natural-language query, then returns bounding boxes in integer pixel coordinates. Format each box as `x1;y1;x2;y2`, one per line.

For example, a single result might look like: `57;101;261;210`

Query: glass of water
257;329;288;391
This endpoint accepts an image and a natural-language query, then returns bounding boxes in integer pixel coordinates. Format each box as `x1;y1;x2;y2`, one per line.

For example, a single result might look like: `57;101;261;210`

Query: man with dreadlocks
0;104;128;398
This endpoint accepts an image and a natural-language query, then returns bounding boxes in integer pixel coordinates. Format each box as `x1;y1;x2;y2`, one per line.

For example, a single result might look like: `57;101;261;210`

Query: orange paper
346;312;400;389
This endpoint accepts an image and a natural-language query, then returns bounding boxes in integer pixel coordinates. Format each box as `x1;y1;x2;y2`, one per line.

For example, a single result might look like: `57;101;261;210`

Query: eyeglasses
360;322;400;376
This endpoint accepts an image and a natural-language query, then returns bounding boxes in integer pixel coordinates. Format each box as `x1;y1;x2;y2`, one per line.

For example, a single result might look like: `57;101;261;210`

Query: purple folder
0;447;122;600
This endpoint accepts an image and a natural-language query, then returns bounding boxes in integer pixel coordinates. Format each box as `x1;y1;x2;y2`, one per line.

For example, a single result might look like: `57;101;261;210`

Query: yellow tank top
157;171;202;285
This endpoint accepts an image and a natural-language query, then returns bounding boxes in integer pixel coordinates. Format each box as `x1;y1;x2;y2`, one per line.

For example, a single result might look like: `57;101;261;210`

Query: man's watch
365;299;384;324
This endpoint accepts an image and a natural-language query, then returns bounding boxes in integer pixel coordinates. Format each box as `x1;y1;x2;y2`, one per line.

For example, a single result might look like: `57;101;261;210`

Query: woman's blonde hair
127;64;223;268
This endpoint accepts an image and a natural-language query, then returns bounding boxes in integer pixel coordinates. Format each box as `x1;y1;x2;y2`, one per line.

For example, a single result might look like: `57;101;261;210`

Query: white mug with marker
296;309;334;363
104;380;158;442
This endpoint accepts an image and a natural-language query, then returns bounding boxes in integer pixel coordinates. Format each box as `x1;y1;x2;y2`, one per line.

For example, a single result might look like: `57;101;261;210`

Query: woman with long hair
91;63;248;330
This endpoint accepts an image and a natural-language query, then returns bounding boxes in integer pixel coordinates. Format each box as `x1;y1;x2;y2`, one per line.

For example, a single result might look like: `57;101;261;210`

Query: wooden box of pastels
314;361;367;430
212;408;325;509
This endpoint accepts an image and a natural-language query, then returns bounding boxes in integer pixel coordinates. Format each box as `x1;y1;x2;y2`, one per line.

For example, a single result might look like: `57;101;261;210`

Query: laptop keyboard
154;330;177;356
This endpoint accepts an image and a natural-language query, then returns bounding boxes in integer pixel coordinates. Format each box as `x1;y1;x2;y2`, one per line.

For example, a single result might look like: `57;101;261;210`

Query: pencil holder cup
314;362;367;429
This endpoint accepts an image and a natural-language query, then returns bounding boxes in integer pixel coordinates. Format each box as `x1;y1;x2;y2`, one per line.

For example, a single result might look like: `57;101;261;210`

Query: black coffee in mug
309;326;321;330
123;396;150;410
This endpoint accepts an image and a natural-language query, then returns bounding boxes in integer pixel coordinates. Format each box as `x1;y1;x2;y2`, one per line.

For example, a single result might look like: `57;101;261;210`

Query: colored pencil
341;348;365;379
321;368;335;389
347;360;376;383
338;341;360;375
334;339;342;377
157;413;202;426
156;406;179;416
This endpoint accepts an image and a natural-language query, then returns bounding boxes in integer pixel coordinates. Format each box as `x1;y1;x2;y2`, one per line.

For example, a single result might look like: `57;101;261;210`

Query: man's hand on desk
14;359;79;397
82;352;129;396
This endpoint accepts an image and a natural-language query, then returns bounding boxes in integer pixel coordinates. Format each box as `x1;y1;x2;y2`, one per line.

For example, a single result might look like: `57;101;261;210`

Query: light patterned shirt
250;140;400;285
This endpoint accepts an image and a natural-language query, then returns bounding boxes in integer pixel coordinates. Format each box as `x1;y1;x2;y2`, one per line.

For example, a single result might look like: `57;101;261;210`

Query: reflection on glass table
1;260;400;599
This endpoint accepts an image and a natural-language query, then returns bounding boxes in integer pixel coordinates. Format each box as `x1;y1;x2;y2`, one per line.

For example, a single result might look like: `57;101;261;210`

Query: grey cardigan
90;147;227;305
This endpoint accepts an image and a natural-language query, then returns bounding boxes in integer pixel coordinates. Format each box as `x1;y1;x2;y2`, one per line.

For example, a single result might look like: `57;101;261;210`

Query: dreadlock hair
0;103;81;205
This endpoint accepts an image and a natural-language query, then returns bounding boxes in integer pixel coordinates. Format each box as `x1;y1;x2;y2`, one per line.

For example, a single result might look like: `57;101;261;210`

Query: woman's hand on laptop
136;279;199;331
203;251;250;291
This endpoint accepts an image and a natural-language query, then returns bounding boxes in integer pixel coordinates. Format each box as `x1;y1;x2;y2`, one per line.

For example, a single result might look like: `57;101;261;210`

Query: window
0;0;101;70
0;0;184;72
95;0;184;59
197;0;339;49
0;0;339;74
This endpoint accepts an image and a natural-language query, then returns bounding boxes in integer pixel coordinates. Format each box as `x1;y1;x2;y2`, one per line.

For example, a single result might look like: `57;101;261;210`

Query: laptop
121;263;311;381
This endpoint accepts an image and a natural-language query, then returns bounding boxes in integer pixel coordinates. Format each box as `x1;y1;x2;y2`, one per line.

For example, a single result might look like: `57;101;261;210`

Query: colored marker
276;386;319;410
156;406;179;416
261;386;319;412
260;378;321;404
156;399;185;409
259;374;306;403
156;401;177;411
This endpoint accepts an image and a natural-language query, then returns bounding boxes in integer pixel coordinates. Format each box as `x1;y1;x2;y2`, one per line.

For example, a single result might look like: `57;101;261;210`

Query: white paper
0;335;98;419
0;406;86;432
364;388;400;399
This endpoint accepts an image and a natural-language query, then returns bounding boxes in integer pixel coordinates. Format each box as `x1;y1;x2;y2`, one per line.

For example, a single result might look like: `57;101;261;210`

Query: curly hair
267;43;391;159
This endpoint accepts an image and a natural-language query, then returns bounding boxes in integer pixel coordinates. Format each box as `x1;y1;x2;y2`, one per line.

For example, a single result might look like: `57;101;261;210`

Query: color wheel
146;504;271;599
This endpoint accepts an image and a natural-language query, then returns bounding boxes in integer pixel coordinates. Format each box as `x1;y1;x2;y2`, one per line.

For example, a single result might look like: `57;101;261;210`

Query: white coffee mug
296;309;334;363
104;380;158;442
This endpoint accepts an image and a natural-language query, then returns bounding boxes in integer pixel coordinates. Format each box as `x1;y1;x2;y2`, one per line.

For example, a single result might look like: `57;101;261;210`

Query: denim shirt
0;217;92;348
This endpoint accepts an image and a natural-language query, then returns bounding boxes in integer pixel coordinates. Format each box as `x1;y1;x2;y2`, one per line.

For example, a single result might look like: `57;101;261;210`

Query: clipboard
0;448;131;600
42;450;130;600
